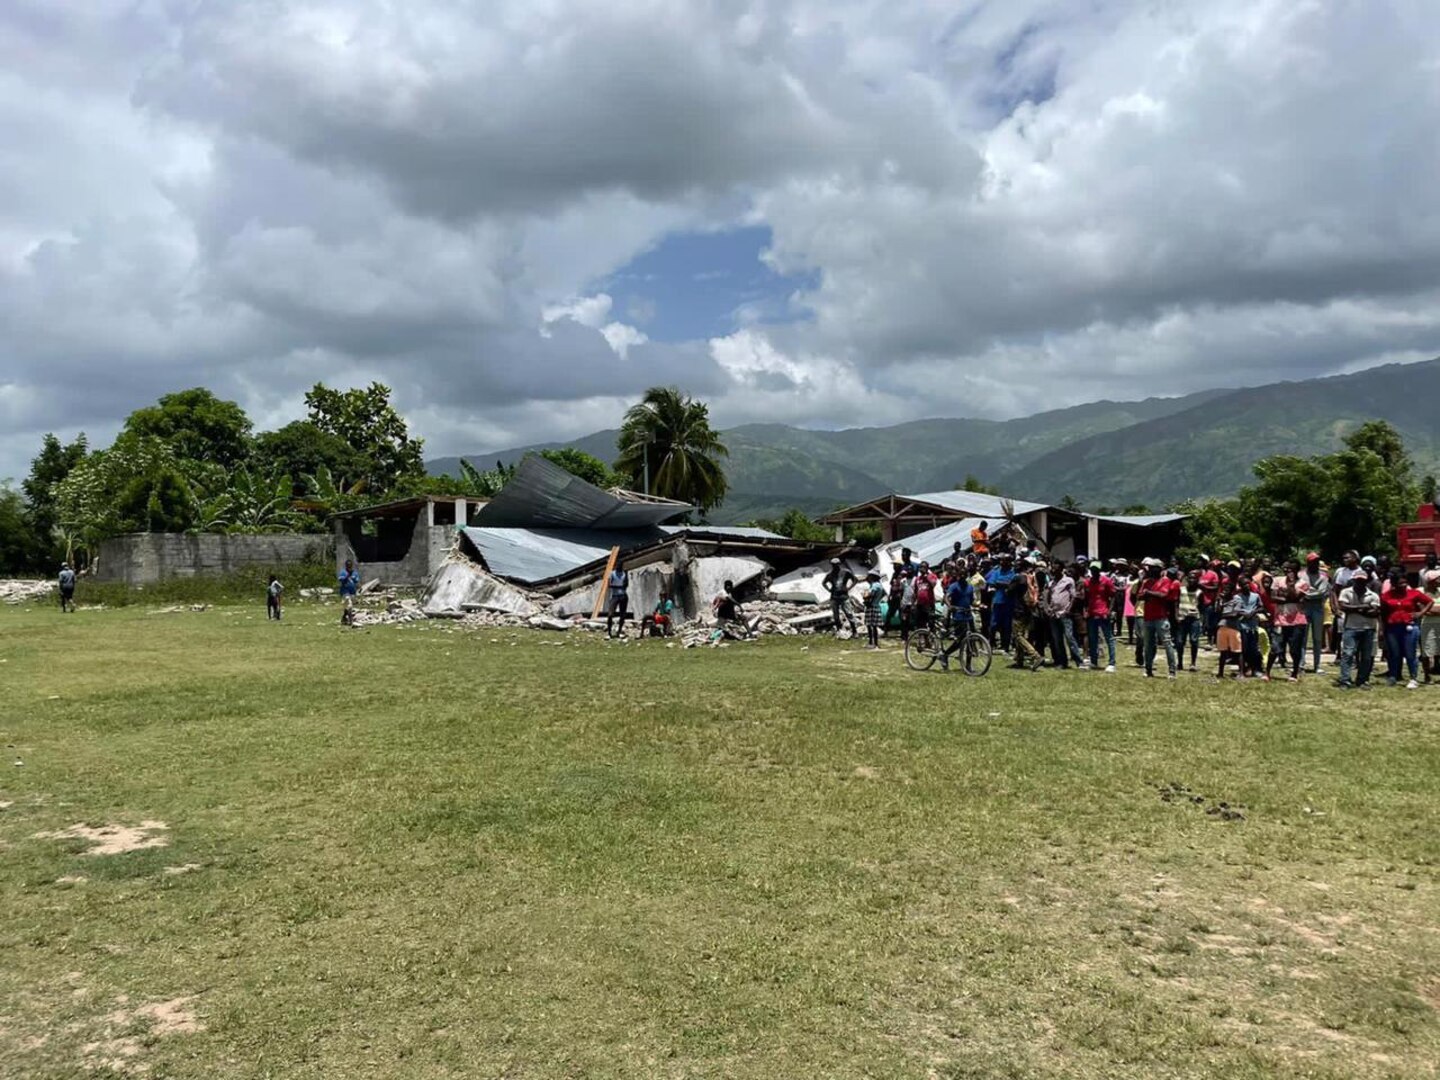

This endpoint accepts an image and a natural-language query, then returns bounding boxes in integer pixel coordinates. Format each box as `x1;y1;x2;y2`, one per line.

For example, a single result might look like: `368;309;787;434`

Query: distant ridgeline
428;358;1440;523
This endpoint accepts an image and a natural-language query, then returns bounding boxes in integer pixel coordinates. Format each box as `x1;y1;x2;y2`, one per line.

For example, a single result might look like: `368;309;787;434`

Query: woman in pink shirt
1267;561;1309;681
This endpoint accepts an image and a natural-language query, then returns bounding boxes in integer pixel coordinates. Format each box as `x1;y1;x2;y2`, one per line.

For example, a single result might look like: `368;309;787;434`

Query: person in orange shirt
970;520;990;557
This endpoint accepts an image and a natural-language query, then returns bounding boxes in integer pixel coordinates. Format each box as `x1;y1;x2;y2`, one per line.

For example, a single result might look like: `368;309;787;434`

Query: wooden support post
591;546;621;619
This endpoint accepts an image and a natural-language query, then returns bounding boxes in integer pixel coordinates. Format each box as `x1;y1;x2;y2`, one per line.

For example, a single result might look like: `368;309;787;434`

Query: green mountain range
428;358;1440;522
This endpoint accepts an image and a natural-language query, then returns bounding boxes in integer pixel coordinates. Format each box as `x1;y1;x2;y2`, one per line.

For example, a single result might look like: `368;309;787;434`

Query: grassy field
1;599;1437;1079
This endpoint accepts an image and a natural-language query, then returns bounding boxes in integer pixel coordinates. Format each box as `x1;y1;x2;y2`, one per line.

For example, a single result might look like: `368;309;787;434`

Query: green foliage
1174;421;1419;560
21;433;88;563
224;467;300;533
847;522;883;547
305;382;424;494
615;387;729;511
116;466;196;533
536;448;619;489
253;421;366;495
749;508;834;542
55;433;182;545
959;474;1001;495
300;464;372;518
0;485;44;574
75;560;338;608
123;388;253;469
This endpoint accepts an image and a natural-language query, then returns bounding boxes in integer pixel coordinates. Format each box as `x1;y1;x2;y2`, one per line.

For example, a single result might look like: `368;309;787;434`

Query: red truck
1398;500;1440;571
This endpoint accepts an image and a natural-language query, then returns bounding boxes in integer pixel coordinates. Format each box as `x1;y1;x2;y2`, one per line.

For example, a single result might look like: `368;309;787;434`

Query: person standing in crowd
886;562;906;639
987;554;1018;651
1380;567;1431;688
266;574;284;621
1175;573;1201;672
823;558;858;638
1045;564;1084;669
1337;570;1380;689
338;558;360;626
1137;559;1179;678
1008;559;1044;671
1331;550;1360;657
912;561;938;632
1085;562;1117;672
1197;556;1220;644
1215;568;1248;679
1420;551;1440;684
57;562;76;614
970;521;990;558
863;571;885;650
1267;562;1308;681
1300;552;1331;672
1109;561;1131;644
605;562;631;638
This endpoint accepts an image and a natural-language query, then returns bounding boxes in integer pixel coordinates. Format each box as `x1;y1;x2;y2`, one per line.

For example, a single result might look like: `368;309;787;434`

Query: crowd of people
872;532;1440;689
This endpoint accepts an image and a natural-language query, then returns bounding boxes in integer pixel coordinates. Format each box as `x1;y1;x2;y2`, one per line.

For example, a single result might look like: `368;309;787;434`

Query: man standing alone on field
605;562;631;638
57;562;76;613
338;559;360;626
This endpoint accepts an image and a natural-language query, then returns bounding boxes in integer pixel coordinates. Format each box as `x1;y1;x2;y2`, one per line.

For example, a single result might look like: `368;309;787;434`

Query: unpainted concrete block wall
96;533;333;586
333;510;456;587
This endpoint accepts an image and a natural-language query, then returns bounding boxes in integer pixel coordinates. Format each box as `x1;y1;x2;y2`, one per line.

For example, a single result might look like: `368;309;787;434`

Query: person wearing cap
57;562;77;613
862;571;885;649
822;558;858;638
1084;562;1118;672
1299;553;1331;672
1043;563;1083;669
1419;551;1440;684
1337;570;1380;689
986;553;1018;651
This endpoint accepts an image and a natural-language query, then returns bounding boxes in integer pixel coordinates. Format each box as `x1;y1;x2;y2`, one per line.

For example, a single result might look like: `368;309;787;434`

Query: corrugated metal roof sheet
662;525;786;540
473;454;692;529
902;490;1054;518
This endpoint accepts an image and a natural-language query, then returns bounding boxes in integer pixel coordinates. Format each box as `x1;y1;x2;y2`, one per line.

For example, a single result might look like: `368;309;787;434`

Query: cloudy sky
3;0;1439;479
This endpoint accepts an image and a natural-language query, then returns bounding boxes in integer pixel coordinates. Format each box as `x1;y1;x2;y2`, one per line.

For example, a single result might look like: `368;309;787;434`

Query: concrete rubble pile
1;580;54;605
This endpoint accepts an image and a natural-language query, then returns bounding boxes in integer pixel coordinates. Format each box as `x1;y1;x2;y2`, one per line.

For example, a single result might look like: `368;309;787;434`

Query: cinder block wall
95;534;333;585
332;511;456;587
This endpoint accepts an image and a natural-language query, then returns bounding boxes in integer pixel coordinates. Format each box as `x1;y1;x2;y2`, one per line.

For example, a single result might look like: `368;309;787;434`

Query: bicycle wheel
961;632;993;677
905;628;940;671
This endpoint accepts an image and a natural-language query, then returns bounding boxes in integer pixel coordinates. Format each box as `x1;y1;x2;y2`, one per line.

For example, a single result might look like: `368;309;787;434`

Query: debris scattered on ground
1154;781;1246;821
299;587;335;598
33;820;170;855
0;580;53;605
163;863;202;875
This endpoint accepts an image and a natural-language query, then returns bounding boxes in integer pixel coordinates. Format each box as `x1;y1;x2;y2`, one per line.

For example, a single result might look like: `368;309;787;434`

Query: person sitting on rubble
642;589;676;637
823;557;858;637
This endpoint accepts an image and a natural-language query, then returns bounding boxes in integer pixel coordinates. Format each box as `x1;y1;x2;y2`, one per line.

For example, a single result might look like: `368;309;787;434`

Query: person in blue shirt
985;554;1017;651
57;562;77;613
338;559;360;626
939;572;975;671
605;564;630;638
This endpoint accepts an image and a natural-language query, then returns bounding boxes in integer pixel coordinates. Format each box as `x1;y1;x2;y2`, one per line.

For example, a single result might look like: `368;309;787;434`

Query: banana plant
228;467;299;533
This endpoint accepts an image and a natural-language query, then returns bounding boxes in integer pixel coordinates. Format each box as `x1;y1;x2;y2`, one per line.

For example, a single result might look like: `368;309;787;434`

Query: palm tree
614;387;729;512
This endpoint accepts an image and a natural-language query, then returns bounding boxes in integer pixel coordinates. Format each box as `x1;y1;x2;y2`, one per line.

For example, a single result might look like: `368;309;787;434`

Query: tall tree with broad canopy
614;387;729;512
304;382;424;495
122;388;253;469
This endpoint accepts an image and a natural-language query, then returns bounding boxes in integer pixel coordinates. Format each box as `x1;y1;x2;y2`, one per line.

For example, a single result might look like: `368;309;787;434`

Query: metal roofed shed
473;454;693;530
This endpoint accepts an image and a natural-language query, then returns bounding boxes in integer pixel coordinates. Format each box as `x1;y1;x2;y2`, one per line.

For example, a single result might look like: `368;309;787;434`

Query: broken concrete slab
527;615;572;632
684;555;769;615
421;561;541;618
769;556;872;605
552;563;672;621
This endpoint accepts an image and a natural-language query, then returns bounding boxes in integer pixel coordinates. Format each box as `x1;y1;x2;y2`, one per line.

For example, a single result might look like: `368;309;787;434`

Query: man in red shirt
1084;562;1117;672
1380;568;1433;688
1137;558;1181;678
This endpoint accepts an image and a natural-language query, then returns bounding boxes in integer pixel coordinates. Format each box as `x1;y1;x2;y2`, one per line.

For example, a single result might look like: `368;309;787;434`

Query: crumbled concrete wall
552;564;673;620
421;561;541;617
333;510;455;587
681;556;769;616
95;533;332;585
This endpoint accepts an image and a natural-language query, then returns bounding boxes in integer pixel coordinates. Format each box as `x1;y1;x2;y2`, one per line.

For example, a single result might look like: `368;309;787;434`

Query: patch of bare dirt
34;821;169;856
82;996;204;1074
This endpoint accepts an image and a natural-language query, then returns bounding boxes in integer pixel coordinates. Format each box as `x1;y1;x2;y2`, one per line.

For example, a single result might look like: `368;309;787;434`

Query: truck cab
1398;501;1440;571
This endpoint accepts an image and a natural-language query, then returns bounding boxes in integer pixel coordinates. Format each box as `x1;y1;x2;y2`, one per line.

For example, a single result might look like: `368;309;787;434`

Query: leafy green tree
123;388;253;469
305;382;424;494
116;467;196;533
22;433;88;561
957;474;1000;495
55;433;181;544
225;467;299;533
1171;498;1264;566
1236;455;1335;557
300;465;372;518
615;387;729;511
253;421;366;495
0;486;43;574
750;508;833;542
536;448;619;489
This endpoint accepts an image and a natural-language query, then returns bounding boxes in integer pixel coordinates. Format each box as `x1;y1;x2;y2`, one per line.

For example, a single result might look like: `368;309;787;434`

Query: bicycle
904;618;993;676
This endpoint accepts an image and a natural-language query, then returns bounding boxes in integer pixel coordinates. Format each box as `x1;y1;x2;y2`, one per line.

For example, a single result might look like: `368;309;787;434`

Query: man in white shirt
1421;551;1440;684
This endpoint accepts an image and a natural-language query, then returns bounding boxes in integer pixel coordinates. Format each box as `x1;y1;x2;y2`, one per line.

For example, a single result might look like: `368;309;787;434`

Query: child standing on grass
863;571;885;650
267;575;284;621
